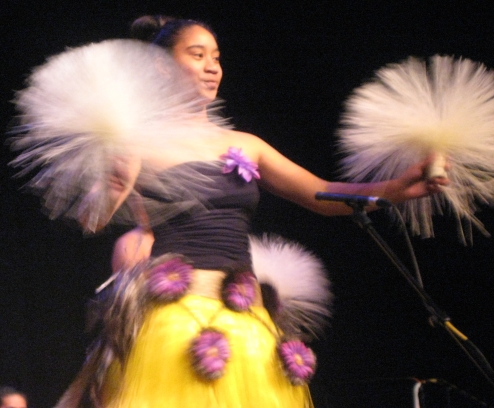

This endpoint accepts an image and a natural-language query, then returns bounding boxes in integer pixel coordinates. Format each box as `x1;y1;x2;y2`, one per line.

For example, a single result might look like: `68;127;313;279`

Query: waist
188;269;263;307
151;210;253;270
146;253;263;309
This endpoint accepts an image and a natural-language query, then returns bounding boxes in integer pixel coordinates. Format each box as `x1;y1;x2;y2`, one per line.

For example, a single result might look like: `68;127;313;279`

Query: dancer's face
172;25;222;102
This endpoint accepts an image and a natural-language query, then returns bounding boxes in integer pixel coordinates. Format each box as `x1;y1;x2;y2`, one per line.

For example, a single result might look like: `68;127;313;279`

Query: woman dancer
13;15;448;408
110;15;445;271
90;15;447;408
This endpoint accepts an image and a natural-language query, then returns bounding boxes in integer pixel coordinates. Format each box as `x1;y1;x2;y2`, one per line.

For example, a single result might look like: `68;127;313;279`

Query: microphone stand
346;200;494;389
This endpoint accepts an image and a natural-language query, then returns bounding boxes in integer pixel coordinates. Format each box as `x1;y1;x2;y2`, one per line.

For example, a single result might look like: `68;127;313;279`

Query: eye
193;53;204;59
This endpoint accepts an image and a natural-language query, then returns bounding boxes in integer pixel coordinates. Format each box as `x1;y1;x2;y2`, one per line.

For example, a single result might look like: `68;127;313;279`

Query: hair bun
130;15;175;42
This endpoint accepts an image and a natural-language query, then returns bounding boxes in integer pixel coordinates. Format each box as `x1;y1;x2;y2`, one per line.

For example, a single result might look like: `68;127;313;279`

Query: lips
202;80;218;90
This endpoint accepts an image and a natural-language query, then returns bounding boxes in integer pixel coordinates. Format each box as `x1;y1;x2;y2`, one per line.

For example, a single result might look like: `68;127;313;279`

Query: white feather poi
249;234;332;339
9;39;227;232
338;55;494;244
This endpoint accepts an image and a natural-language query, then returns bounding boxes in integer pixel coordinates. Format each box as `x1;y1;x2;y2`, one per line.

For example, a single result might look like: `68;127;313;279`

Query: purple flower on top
190;329;230;380
220;147;260;182
278;339;316;385
147;257;193;302
222;272;257;312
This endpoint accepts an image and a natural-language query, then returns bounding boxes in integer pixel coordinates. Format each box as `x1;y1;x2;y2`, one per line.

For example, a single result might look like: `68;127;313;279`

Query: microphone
315;192;392;208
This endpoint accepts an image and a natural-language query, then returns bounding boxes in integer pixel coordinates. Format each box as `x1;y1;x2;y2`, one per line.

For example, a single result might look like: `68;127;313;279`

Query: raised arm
243;133;446;216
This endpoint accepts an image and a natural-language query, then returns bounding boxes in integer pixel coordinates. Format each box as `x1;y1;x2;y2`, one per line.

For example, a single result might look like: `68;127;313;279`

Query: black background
2;1;494;407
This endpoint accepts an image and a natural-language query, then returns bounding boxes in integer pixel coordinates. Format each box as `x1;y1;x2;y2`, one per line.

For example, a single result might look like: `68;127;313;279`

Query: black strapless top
146;161;260;270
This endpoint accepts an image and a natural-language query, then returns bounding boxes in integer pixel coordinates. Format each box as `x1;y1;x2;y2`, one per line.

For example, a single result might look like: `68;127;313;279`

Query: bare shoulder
222;130;267;162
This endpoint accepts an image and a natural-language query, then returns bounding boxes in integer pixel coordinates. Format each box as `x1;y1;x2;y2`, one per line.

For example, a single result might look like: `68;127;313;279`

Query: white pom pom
9;39;226;231
338;55;494;244
249;234;332;338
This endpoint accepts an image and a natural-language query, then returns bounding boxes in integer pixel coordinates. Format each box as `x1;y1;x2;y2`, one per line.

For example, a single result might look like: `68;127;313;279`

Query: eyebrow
186;45;220;53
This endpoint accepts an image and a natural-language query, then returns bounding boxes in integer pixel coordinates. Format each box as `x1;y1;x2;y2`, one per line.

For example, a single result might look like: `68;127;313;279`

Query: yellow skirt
102;294;313;408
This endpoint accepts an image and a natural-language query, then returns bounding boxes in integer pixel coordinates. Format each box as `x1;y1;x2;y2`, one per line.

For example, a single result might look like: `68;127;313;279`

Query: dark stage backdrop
2;1;494;407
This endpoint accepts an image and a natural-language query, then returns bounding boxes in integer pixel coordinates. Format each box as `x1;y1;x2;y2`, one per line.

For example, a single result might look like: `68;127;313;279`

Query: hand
107;153;141;202
391;155;450;202
111;226;155;272
77;181;113;233
78;153;142;232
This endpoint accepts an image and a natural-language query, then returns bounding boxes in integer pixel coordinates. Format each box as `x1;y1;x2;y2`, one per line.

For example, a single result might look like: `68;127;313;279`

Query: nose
205;57;220;74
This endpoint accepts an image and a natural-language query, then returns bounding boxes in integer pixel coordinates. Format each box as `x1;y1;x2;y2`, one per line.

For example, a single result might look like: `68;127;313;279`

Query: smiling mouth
202;81;218;89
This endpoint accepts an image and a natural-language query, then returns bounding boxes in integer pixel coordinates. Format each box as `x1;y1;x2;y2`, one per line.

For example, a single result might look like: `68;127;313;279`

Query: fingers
108;155;132;191
422;175;449;197
424;153;450;180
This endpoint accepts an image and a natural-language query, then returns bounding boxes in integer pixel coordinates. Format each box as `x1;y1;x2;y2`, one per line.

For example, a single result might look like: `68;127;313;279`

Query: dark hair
130;15;216;50
0;386;27;404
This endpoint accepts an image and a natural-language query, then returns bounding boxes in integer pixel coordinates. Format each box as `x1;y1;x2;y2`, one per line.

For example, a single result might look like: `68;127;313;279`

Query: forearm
258;141;446;217
260;165;405;217
280;178;401;217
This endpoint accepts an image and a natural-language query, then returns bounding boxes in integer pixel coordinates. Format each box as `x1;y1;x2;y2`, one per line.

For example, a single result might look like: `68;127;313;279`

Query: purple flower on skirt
190;329;230;380
220;147;260;182
147;258;193;301
222;272;257;312
278;339;316;385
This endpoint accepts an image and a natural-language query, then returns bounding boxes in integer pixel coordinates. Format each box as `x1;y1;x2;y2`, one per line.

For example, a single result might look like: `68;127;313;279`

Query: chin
200;93;218;105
